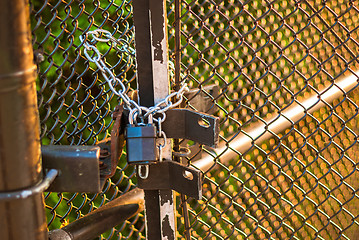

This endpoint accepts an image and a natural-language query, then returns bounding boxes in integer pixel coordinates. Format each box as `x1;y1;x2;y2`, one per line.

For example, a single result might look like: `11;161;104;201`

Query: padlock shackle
129;107;153;125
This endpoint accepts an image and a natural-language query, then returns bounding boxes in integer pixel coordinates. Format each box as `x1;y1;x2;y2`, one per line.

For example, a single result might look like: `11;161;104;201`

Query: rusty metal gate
25;0;359;239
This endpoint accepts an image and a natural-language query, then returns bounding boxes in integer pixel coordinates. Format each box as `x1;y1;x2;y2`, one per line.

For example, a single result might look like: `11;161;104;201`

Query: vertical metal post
0;0;47;240
133;0;176;239
174;1;191;239
174;0;181;89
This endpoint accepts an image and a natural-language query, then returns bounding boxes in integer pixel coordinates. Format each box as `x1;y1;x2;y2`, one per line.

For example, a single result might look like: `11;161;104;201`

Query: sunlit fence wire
31;0;359;239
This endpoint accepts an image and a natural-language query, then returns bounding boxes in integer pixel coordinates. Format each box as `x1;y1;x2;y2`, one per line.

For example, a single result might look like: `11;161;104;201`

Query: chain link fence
30;0;359;239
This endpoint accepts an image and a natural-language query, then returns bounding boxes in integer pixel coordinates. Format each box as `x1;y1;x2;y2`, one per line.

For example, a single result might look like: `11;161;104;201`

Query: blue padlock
125;113;157;165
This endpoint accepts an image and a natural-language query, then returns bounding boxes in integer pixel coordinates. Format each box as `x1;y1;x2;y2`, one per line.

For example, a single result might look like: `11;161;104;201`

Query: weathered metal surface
42;145;101;193
133;0;154;107
96;139;111;186
132;0;175;238
138;161;202;199
48;229;72;240
48;188;144;240
0;0;48;239
96;104;125;181
110;104;125;176
162;108;220;147
30;0;359;238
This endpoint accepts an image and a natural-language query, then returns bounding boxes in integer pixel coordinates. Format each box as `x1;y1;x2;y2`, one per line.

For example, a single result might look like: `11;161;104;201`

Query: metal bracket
109;104;125;176
96;140;112;189
184;84;219;114
137;161;202;200
0;169;58;201
96;138;124;189
162;108;219;147
97;104;126;187
42;145;101;193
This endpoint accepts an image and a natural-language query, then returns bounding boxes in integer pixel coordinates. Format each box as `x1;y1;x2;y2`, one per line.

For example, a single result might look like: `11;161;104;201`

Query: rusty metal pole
0;0;47;239
132;0;176;238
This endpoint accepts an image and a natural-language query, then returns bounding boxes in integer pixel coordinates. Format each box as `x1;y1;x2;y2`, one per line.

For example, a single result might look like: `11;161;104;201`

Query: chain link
80;29;188;160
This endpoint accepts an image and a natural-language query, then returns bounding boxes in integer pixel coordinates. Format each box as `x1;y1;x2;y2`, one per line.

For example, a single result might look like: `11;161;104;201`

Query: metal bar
193;73;359;172
132;1;162;237
41;145;101;193
148;0;170;103
0;0;47;239
148;0;176;238
132;0;154;107
132;0;162;237
132;0;175;239
48;188;144;240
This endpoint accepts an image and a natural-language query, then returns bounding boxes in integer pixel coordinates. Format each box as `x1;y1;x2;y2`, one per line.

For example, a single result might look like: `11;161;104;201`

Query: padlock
126;112;157;165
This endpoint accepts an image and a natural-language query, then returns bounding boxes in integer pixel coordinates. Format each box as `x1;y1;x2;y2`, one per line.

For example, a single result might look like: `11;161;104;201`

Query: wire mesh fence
30;0;143;238
30;0;359;239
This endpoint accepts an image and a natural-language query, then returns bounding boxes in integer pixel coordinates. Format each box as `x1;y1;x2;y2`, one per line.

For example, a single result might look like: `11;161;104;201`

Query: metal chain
80;29;188;164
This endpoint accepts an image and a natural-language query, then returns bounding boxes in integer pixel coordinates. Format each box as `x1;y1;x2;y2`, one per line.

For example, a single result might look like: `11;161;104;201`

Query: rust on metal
132;0;175;238
96;104;125;182
132;0;154;107
110;104;125;176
